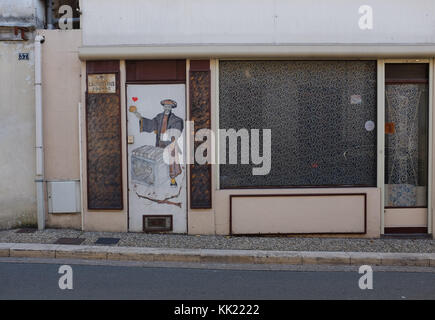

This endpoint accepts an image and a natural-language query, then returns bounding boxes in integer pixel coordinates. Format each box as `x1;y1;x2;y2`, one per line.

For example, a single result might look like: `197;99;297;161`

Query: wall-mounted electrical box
47;180;81;213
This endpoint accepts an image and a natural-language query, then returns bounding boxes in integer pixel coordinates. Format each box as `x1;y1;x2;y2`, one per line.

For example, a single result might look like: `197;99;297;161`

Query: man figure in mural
129;99;183;187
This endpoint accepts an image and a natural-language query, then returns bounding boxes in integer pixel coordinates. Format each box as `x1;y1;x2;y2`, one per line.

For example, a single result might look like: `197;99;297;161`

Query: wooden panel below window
230;194;367;235
384;208;427;228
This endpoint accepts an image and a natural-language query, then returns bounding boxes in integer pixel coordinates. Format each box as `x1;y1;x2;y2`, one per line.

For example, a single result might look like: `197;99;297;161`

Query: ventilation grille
143;215;173;232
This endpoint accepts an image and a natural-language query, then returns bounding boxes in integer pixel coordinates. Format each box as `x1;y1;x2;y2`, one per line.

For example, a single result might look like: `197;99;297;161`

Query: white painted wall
0;40;37;229
41;29;82;230
0;0;45;229
82;0;435;46
0;0;45;28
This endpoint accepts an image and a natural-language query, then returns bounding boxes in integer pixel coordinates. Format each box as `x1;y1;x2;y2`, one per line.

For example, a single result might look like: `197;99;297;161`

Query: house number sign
18;53;29;60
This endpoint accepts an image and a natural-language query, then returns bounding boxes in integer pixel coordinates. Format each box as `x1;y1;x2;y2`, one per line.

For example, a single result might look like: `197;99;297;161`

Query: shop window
218;60;377;188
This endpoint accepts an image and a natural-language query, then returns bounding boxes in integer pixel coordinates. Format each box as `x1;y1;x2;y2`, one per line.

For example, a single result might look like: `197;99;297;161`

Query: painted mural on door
127;84;186;233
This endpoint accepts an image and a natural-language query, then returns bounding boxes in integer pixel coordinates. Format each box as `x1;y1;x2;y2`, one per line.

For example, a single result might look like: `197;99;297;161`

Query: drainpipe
46;0;54;29
78;102;84;231
35;34;45;230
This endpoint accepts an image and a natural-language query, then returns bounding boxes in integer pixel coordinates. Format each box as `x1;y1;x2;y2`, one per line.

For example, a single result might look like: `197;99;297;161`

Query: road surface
0;258;434;300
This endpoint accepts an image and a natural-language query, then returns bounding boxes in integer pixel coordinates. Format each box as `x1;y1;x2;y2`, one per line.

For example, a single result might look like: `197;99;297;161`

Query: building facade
0;0;45;229
2;0;435;238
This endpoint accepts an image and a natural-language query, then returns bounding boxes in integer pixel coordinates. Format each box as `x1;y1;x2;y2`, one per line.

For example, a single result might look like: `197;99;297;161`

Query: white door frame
125;83;188;233
378;58;433;235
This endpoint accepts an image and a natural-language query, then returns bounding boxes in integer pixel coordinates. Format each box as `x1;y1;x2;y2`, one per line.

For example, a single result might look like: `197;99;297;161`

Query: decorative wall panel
126;83;187;233
189;60;212;209
86;61;123;210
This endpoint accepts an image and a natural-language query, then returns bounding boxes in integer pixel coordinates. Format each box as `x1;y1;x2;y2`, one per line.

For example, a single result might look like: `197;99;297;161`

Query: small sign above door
88;74;116;94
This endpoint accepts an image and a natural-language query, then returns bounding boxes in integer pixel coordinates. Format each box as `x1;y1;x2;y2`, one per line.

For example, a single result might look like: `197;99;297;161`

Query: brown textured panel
86;64;123;210
189;61;212;209
190;60;210;71
87;60;120;74
384;227;428;234
385;63;429;83
126;60;186;83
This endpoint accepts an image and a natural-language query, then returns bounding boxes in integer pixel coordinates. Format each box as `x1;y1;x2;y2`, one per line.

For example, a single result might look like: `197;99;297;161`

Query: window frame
215;59;379;190
379;59;434;235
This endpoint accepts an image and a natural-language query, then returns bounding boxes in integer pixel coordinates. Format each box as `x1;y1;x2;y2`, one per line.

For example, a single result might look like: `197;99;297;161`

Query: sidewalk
0;228;434;267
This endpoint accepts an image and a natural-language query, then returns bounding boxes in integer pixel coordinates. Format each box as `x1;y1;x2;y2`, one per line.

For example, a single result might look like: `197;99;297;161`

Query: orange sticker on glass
385;122;395;134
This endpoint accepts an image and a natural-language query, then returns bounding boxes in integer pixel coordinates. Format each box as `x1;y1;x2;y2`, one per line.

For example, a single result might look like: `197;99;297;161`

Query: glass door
384;63;429;233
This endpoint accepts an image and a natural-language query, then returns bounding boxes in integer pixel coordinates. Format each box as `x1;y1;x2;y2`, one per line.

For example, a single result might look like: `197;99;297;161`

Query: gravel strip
0;228;434;253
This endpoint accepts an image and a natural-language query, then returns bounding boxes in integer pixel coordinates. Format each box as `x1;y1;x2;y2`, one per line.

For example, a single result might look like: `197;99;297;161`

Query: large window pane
218;60;377;188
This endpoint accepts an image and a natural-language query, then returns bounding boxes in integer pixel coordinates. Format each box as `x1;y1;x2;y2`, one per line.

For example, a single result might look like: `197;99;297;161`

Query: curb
0;243;434;267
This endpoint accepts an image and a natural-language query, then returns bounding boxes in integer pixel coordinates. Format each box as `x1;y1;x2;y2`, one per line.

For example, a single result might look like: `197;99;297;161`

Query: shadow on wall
0;210;37;230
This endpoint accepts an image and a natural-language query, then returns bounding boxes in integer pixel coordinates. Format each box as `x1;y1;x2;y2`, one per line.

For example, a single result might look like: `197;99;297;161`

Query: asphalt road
0;259;434;300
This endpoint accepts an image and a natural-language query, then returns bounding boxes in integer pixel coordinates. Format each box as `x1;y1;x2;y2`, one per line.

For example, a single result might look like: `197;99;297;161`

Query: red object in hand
132;97;138;102
312;163;318;168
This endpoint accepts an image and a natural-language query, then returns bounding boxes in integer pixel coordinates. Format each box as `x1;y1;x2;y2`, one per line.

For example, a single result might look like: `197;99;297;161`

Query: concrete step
0;242;434;267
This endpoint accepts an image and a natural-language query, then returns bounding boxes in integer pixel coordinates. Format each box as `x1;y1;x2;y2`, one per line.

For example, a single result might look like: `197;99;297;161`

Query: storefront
69;0;435;237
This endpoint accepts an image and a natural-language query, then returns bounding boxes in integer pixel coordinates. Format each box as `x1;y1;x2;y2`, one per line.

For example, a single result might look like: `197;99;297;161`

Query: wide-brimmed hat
160;99;177;108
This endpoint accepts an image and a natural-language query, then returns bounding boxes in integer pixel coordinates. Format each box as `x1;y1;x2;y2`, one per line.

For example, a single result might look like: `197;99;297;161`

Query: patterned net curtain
385;83;428;207
219;60;377;188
